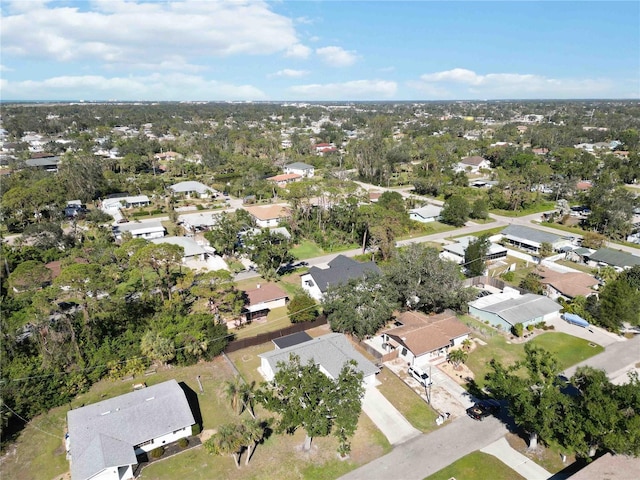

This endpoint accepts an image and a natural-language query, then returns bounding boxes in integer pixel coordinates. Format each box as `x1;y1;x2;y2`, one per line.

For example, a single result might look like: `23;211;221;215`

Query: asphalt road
339;415;507;480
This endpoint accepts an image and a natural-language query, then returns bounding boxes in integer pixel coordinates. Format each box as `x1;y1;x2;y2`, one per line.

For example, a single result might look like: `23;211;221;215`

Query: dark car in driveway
466;399;500;421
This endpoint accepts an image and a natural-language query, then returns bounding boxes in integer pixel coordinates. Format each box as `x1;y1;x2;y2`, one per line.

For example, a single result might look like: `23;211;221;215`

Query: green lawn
554;259;594;273
465;332;603;388
491;201;555;217
453;225;505;239
375;368;440;433
291;240;325;259
424;451;526;480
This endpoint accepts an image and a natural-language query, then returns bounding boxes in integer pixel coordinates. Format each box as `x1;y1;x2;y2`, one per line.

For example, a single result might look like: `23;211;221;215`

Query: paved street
339;415;507;480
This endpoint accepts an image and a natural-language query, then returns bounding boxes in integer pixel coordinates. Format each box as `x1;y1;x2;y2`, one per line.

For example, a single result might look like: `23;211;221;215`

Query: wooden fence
224;315;328;353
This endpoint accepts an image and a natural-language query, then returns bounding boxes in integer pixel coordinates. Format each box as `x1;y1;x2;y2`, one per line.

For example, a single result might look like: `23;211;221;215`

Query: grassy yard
375;368;440;433
554;259;594;273
464;331;604;388
490;201;555;218
1;360;237;480
424;451;526;480
453;225;505;239
232;306;292;340
291;240;325;259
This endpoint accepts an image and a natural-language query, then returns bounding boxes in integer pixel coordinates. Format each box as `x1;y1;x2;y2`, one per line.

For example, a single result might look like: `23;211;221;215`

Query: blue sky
1;0;638;101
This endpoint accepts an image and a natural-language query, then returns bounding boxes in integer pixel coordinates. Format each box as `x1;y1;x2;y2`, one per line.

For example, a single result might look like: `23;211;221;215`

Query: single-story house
243;204;291;228
534;267;599;300
169;181;216;199
301;255;381;301
456;155;491;173
113;221;166;241
284;162;315;178
439;235;508;264
178;212;221;233
409;204;443;223
66;379;195;480
122;195;151;209
468;290;561;331
150;236;208;262
588;248;640;270
26;155;60;171
266;173;302;187
272;331;313;349
314;143;338;155
380;310;471;365
500;225;567;254
259;332;379;387
243;283;289;321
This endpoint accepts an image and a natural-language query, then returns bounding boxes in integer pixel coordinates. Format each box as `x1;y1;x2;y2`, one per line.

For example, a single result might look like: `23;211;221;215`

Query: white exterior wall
134;426;192;455
451;334;469;346
260;358;276;381
88;465;134;480
251;298;287;312
256;218;280;228
409;213;436;223
301;273;324;301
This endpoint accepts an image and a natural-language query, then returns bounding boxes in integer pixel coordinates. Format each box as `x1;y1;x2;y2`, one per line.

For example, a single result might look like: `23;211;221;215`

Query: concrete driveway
546;316;624;348
362;386;420;445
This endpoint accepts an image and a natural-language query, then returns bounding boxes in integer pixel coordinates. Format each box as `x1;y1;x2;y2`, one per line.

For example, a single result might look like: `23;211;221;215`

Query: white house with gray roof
66;379;195;480
151;236;208;261
283;162;314;178
409;204;442;223
469;290;561;331
168;181;216;199
300;255;380;300
259;332;379;387
500;225;568;254
112;221;165;241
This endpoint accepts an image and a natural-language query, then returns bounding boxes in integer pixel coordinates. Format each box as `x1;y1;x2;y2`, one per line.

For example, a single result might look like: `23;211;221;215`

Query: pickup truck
466;399;500;421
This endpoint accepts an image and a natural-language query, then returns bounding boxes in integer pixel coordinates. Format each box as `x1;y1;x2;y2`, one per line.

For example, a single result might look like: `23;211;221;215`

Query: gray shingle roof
501;225;562;246
410;205;442;219
260;332;379;379
169;181;213;194
589;248;640;268
150;236;206;257
285;162;314;170
306;255;380;293
478;293;561;326
67;380;195;480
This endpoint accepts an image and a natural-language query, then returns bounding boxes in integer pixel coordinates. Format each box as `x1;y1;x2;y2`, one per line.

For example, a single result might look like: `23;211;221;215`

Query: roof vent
100;411;111;416
145;396;155;401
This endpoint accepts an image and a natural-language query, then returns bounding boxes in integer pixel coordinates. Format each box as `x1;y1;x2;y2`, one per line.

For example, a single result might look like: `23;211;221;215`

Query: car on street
408;365;432;387
466;399;500;421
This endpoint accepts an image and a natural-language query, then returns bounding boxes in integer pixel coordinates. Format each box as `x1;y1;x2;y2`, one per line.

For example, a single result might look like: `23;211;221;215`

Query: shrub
150;209;163;215
196;204;205;210
132;211;149;217
501;271;515;282
178;437;189;448
150;446;164;459
191;424;202;435
527;324;534;332
512;323;524;337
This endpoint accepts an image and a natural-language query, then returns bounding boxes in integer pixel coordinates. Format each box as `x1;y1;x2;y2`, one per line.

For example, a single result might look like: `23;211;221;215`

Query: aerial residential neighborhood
1;2;640;480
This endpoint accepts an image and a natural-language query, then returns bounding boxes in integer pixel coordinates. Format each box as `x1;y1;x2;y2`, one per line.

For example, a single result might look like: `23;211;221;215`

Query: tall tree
287;292;319;324
384;244;473;312
204;423;244;468
132;243;184;301
464;235;490;277
257;355;364;453
440;195;470;227
323;273;396;340
245;230;294;280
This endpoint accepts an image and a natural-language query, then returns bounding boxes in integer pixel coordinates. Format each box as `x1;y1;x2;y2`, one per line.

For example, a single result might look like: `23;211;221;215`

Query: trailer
562;313;590;328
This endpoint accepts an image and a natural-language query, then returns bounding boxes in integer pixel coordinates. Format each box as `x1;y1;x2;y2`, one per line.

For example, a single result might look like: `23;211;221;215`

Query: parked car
466;399;500;421
408;366;432;387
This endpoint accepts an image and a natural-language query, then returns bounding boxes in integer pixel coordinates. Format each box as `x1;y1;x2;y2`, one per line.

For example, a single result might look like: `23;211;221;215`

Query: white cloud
414;68;614;99
1;74;267;101
316;46;358;67
271;69;310;78
0;64;14;72
285;44;312;59
1;0;304;65
289;80;397;100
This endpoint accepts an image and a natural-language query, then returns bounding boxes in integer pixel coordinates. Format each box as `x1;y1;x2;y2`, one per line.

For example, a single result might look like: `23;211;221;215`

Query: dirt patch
199;429;216;443
439;361;475;385
51;473;70;480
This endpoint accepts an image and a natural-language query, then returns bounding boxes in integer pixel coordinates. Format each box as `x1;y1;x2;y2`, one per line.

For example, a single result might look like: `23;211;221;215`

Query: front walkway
362;385;420;445
481;437;552;480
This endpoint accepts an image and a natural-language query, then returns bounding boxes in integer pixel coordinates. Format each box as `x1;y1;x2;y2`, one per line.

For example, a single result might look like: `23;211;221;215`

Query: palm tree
204;423;244;468
242;418;267;465
239;381;256;418
462;338;473;352
448;349;468;371
224;379;241;415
